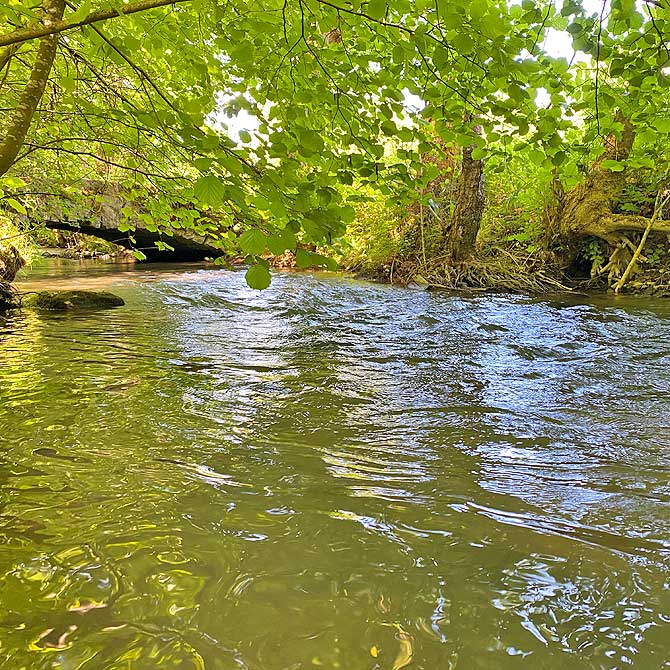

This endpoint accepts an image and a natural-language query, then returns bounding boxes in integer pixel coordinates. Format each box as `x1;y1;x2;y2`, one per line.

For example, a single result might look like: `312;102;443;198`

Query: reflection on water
1;260;670;669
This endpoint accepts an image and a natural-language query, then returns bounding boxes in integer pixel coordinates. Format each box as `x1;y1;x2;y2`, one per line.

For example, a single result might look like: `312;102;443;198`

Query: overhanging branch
0;0;191;48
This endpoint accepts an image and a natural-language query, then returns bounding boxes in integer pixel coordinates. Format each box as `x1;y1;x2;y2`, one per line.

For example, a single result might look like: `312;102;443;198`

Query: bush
479;153;550;253
340;195;418;275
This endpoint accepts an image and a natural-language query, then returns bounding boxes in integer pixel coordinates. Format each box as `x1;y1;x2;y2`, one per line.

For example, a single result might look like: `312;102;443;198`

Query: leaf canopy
1;0;669;281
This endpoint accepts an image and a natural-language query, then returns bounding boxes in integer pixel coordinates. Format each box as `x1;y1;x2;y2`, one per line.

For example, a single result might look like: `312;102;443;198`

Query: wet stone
22;290;125;311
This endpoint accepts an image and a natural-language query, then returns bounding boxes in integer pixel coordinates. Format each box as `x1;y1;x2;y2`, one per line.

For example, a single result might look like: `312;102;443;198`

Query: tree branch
0;0;191;48
0;44;20;72
20;145;189;180
603;213;670;233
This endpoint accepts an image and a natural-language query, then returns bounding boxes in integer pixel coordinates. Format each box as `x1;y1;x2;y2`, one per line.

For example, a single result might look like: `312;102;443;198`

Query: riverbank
343;249;670;298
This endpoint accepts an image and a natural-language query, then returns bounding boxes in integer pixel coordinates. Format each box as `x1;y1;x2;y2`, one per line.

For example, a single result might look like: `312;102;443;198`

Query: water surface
1;260;670;669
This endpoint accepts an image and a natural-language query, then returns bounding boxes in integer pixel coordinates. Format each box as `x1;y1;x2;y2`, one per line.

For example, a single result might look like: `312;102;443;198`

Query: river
1;259;669;669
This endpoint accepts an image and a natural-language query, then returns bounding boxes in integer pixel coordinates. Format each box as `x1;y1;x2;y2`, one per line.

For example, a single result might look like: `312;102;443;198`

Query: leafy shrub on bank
340;195;418;276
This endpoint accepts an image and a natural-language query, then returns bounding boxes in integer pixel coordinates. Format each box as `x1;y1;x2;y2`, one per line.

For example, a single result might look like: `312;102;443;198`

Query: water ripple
2;264;670;668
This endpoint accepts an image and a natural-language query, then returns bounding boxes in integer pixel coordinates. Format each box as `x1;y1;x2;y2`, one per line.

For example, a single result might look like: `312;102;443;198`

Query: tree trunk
443;131;485;263
558;113;642;243
0;245;24;310
558;113;670;239
0;0;65;177
557;112;670;281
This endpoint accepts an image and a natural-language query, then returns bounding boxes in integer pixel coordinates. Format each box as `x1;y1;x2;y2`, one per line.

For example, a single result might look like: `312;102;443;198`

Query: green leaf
433;46;450;71
322;256;338;271
298;130;324;156
296;249;336;269
5;198;26;215
67;0;92;24
267;228;296;255
245;264;271;290
194;175;226;207
134;250;147;261
601;159;626;172
193;157;212;171
239;229;267;255
367;0;386;20
453;33;474;52
0;176;26;189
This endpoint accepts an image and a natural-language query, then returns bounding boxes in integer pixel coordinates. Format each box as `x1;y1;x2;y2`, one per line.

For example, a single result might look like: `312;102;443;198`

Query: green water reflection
1;261;669;669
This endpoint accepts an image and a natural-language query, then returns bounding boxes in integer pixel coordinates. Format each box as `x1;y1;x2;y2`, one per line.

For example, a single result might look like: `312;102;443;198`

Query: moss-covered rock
22;290;125;311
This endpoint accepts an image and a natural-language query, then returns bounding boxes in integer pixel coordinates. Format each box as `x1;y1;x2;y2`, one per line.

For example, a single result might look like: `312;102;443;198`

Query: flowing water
1;259;670;670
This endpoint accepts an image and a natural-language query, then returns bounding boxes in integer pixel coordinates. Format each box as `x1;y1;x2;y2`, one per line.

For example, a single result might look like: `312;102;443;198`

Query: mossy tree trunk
557;112;670;279
442;128;485;263
0;0;65;177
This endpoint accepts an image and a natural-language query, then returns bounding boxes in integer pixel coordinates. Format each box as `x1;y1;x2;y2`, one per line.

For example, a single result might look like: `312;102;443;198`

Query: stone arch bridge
31;183;224;262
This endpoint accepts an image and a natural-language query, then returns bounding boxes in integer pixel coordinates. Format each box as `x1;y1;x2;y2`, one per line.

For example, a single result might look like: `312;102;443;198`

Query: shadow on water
0;262;669;669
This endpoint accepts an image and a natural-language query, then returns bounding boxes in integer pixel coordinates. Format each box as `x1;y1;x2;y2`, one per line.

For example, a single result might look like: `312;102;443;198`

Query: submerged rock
22;290;125;311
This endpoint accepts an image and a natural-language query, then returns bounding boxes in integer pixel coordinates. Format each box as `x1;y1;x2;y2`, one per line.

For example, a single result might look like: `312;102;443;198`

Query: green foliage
1;0;670;285
295;248;337;271
479;151;549;253
341;195;415;274
581;237;606;274
616;173;666;217
0;214;36;265
645;243;668;268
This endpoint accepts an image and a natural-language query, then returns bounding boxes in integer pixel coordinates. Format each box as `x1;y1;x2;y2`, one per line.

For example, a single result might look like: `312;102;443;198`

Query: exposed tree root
0;244;25;310
592;235;635;283
0;244;24;283
553;113;670;293
612;190;670;294
0;280;19;310
389;247;575;294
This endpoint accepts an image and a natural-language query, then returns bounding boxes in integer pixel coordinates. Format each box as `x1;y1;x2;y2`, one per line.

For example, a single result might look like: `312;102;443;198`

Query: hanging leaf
239;229;267;255
194;175;226;207
245;264;271;289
